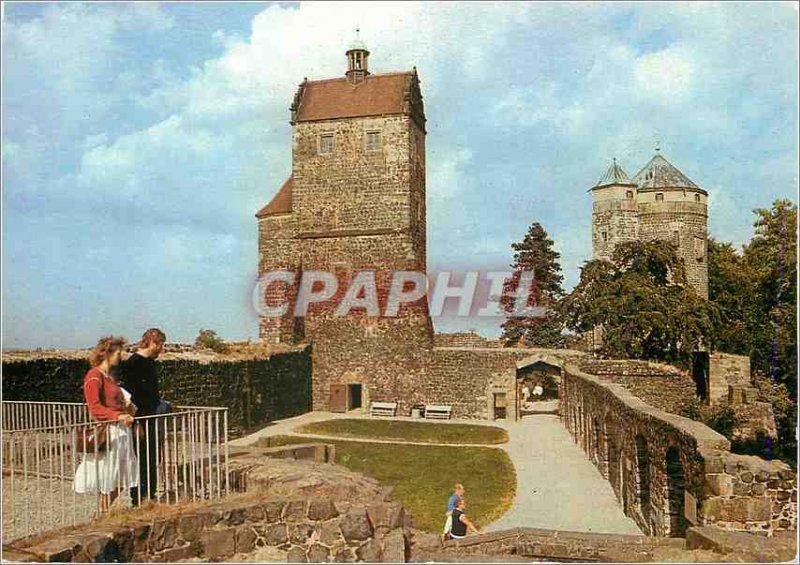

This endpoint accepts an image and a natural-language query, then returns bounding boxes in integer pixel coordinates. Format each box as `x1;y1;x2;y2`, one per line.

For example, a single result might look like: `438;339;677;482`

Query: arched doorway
515;356;562;418
666;446;688;537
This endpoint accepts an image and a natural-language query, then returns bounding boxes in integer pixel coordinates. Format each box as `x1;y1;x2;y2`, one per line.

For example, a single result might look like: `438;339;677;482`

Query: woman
73;336;139;513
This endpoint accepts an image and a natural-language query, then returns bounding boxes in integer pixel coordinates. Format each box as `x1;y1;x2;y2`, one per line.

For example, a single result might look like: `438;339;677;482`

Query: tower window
319;133;334;155
602;231;608;242
655;193;664;202
673;231;680;245
695;194;701;203
366;131;381;151
694;237;705;261
626;190;634;199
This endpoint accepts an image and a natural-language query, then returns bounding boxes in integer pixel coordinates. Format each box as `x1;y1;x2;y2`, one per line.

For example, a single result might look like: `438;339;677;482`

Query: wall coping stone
563;362;731;451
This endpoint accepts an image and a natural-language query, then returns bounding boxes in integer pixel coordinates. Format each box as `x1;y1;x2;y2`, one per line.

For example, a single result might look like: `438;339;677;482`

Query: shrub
194;329;229;354
680;398;742;439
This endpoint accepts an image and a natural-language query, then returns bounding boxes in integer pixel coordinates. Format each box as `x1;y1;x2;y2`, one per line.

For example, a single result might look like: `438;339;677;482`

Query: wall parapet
4;491;412;563
1;347;312;437
560;362;796;537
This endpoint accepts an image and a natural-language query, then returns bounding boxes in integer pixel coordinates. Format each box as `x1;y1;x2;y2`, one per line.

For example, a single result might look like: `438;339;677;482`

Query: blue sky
2;2;798;348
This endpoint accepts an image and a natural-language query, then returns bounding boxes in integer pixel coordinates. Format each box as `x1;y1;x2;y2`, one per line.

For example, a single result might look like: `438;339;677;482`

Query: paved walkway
231;406;641;535
483;410;641;535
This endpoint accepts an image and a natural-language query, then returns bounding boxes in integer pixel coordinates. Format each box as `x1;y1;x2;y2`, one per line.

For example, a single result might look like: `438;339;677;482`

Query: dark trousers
130;417;160;506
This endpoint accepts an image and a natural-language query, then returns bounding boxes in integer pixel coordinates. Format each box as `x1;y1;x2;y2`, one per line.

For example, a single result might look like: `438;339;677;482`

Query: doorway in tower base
329;383;365;412
348;384;363;411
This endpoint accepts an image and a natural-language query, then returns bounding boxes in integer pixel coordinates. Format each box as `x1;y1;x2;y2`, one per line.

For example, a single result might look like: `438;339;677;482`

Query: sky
2;1;798;348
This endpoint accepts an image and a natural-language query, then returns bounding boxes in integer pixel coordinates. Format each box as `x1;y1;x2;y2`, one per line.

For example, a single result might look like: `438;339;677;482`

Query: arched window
666;446;688;537
635;435;651;518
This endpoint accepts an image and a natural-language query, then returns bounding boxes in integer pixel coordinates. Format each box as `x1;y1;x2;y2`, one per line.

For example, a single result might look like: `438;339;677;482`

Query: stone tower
589;151;709;298
633;151;708;298
256;37;433;409
590;159;639;261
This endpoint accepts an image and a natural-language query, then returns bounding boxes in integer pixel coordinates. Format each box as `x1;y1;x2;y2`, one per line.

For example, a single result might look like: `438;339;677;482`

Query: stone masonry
590;153;709;298
560;361;796;537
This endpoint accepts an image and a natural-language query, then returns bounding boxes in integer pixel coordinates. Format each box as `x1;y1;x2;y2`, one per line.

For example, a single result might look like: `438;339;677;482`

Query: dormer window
655;193;664;202
320;133;334;155
366;131;381;151
695;194;701;203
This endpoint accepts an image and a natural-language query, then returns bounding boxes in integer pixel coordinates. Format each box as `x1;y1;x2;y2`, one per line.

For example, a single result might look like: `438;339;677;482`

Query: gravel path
2;477;110;542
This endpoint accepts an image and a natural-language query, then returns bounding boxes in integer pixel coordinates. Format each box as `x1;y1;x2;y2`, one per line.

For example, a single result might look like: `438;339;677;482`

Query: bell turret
346;29;370;85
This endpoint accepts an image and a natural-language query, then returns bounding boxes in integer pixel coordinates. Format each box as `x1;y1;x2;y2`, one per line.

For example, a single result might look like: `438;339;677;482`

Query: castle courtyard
231;408;641;535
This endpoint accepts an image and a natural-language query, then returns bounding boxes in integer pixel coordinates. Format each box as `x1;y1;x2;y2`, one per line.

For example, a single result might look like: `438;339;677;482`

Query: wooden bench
424;404;452;420
370;402;397;417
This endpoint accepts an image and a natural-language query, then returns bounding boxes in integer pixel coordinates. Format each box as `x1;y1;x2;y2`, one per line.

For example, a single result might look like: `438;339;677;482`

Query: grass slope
295;419;509;445
267;435;516;532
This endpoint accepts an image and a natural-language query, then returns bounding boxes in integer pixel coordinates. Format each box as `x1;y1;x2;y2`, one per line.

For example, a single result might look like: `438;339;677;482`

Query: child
442;483;465;541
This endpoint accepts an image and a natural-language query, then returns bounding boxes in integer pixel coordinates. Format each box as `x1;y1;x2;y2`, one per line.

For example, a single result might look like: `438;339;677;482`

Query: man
121;328;166;506
449;498;479;539
442;483;465;541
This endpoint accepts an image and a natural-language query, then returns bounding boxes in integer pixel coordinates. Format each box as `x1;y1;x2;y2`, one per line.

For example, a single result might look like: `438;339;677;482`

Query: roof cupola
346;28;370;85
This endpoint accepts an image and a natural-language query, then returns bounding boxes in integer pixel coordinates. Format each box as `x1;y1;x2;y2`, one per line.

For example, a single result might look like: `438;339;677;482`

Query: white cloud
634;46;696;103
3;2;797;346
429;148;472;200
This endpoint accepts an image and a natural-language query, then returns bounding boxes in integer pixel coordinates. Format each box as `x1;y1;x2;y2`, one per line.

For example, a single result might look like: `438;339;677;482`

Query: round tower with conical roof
590;158;640;261
632;151;708;298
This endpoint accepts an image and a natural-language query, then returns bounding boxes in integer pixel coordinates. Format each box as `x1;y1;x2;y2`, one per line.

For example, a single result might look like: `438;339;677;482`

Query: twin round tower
589;152;709;298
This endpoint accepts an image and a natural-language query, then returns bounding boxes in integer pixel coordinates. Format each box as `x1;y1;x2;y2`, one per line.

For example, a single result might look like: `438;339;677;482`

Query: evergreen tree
500;223;565;347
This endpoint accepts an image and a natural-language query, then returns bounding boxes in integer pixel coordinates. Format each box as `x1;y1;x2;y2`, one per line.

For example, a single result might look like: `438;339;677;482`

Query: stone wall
5;495;412;563
591;196;639;262
708;353;751;405
1;347;312;437
637;200;708;298
577;359;696;415
418;525;797;563
433;332;501;348
306;338;585;419
428;526;685;563
560;361;796;537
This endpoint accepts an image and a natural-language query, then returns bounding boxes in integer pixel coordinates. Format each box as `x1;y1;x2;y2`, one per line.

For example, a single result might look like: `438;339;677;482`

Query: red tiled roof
256;175;293;218
293;72;413;122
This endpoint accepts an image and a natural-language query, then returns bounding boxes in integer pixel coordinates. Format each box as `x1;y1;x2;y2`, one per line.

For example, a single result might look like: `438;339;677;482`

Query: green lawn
266;435;516;532
295;418;509;445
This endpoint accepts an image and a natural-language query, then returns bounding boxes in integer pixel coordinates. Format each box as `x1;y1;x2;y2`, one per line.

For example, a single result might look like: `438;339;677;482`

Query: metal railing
1;401;231;542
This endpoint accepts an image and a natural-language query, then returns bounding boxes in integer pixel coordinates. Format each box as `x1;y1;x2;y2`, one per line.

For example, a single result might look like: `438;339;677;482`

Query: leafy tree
560;240;719;364
709;200;797;463
500;223;565;347
707;238;757;354
744;200;797;399
195;329;229;354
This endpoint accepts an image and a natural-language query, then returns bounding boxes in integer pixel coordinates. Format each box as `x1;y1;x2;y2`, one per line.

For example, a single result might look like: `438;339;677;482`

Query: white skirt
73;422;139;494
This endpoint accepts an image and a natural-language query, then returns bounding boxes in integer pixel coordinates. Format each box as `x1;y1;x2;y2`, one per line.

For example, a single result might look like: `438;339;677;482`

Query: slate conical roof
594;159;635;188
632;153;700;190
